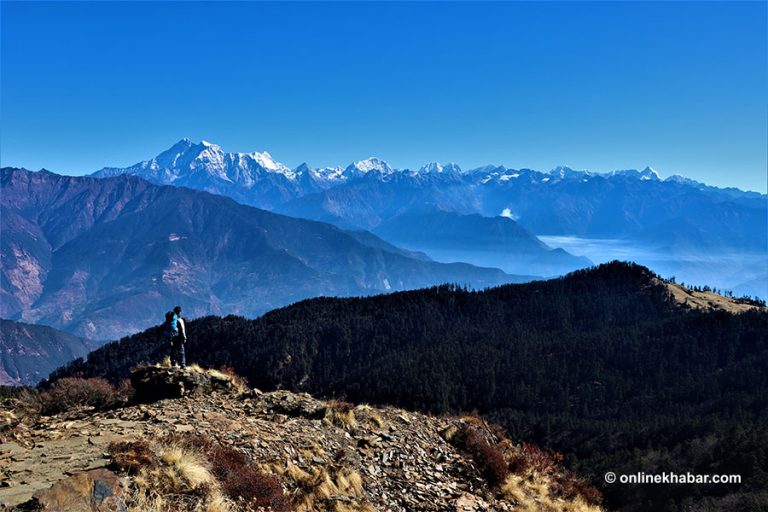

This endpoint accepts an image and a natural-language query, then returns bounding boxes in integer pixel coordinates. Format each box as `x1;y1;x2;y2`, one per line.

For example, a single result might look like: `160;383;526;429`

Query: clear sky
2;1;766;192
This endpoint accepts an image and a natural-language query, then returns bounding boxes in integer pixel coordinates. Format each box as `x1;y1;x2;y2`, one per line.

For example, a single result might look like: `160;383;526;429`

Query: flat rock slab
32;468;127;512
0;437;118;508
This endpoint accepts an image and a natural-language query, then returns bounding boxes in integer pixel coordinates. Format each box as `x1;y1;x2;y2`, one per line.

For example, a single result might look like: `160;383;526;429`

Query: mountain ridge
1;167;525;340
92;139;765;195
0;319;96;386
87;140;767;296
47;261;768;511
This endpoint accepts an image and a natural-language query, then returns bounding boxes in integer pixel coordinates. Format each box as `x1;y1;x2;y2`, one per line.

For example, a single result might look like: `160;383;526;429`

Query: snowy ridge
92;139;747;195
346;157;395;175
92;139;296;187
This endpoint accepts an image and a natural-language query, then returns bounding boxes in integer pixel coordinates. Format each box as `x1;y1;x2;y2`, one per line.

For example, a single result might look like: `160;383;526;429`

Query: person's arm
178;317;187;342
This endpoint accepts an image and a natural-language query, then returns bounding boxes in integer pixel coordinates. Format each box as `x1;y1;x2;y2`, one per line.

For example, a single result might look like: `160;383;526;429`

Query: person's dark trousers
170;338;186;368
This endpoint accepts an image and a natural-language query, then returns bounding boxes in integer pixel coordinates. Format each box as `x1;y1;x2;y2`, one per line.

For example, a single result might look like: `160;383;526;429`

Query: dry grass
323;400;357;429
205;493;236;512
269;462;370;512
664;282;761;313
500;443;603;511
1;409;18;428
209;366;250;394
440;423;603;511
298;440;327;463
110;435;289;512
353;404;386;430
501;474;602;512
147;363;250;394
109;440;155;471
158;444;216;489
441;424;460;443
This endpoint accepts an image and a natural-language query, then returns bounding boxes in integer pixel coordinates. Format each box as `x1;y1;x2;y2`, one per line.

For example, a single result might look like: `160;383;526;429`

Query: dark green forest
49;262;768;511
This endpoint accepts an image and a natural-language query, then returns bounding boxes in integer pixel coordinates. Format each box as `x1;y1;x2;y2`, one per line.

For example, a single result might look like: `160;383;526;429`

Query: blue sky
2;1;766;192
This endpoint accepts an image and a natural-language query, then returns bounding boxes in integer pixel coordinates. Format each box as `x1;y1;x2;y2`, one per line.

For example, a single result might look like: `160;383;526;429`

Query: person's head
173;306;182;315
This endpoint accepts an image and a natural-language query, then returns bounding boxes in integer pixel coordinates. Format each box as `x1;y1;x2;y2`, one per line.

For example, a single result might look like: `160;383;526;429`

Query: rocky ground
0;367;601;511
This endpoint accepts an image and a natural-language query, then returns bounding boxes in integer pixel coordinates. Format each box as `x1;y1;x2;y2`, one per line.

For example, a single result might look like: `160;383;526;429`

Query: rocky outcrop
129;365;240;403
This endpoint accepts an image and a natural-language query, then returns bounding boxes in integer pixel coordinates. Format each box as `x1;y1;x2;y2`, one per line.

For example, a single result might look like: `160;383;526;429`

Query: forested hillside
49;262;768;511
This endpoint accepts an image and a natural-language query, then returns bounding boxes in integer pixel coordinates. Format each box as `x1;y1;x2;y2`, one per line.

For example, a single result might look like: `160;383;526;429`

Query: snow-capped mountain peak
665;174;702;187
611;167;661;181
348;157;394;175
239;150;290;174
640;166;661;180
91;140;296;189
292;163;347;186
312;166;346;181
418;162;462;174
89;139;745;218
549;165;591;179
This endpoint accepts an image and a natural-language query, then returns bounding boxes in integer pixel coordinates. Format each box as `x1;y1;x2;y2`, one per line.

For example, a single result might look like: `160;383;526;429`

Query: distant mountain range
0;319;95;386
91;140;767;295
1;167;527;340
91;140;764;245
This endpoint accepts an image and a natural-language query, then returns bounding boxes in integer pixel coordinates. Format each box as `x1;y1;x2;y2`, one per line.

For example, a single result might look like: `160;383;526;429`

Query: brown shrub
453;425;509;486
509;443;602;506
556;472;604;506
216;366;250;393
109;440;156;472
165;434;292;512
14;388;43;416
38;377;121;415
224;464;289;512
509;442;561;476
116;379;136;403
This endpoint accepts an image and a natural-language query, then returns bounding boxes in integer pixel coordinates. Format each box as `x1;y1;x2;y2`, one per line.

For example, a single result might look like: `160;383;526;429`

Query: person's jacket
177;317;187;343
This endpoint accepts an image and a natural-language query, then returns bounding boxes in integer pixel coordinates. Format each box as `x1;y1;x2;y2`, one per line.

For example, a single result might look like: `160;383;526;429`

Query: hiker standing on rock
165;306;187;368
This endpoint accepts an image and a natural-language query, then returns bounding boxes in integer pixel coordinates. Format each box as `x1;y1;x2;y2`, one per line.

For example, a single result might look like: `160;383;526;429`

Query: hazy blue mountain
89;140;767;295
1;168;526;340
282;165;767;295
374;212;592;276
0;319;96;386
473;166;765;249
276;166;480;230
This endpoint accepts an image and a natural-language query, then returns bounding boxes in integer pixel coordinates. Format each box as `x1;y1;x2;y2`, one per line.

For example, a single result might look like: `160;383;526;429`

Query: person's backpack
164;310;179;337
